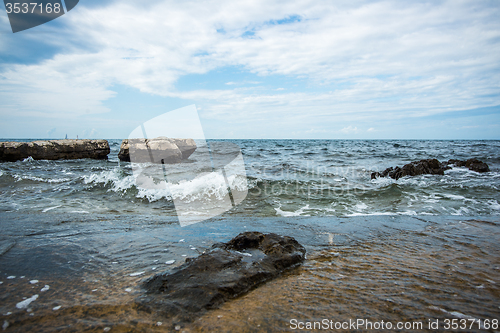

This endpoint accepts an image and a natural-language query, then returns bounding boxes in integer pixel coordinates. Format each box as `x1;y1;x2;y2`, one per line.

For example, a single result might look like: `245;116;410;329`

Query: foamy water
0;139;498;217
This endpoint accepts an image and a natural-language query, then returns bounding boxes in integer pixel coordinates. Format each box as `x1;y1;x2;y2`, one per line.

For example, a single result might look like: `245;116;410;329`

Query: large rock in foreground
0;140;110;162
138;232;306;322
371;158;490;180
118;137;196;163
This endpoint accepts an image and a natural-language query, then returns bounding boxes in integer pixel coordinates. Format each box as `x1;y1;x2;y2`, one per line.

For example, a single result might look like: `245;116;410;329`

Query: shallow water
1;213;498;332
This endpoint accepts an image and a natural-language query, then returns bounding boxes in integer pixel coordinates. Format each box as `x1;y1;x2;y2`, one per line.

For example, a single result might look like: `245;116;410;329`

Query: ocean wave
82;167;249;204
275;204;311;217
13;174;71;183
83;168;137;193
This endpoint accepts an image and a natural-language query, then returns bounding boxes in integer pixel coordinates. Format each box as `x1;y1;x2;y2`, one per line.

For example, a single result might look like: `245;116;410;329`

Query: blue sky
0;0;499;139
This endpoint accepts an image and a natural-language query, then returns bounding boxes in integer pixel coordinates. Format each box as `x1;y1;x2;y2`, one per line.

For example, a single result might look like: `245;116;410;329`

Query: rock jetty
137;232;306;322
118;137;197;163
0;140;110;162
371;158;490;180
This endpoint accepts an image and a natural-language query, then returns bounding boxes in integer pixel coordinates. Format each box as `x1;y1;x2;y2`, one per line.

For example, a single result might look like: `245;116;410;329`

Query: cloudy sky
0;0;499;139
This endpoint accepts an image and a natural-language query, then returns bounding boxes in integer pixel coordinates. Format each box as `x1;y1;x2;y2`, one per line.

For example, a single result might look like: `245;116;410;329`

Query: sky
0;0;499;139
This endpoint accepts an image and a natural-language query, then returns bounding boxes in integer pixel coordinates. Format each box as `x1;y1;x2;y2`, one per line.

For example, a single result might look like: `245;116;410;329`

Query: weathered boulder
0;140;110;162
371;158;490;180
447;158;490;173
118;137;196;163
137;232;306;322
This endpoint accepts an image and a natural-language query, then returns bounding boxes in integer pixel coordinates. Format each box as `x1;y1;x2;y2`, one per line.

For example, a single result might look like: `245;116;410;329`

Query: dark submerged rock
371;158;490;180
0;140;109;162
137;232;306;322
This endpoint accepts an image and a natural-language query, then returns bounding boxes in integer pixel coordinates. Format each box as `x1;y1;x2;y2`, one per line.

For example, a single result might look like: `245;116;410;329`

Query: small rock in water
29;280;39;284
371;158;490;180
125;288;132;292
52;306;61;311
6;276;15;279
3;320;9;331
129;271;145;277
165;260;175;265
41;285;50;292
103;327;111;332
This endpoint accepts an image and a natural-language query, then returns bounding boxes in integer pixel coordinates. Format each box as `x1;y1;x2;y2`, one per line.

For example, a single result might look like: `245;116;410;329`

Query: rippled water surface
0;139;499;217
1;214;499;332
0;139;499;332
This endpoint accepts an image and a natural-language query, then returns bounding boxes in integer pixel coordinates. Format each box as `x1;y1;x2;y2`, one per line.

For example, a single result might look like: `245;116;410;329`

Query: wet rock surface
371;158;490;180
137;232;306;323
447;158;490;173
0;140;110;162
118;137;196;163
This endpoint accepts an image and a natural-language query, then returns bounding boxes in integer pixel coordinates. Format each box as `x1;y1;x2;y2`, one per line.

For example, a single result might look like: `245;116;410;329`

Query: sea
0;139;499;332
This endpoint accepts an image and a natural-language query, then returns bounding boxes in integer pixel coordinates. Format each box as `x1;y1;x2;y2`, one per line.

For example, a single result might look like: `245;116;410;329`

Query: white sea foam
442;193;466;200
129;271;145;277
275;204;310;217
41;285;49;292
16;295;38;309
21;156;35;163
354;202;368;211
165;260;175;265
42;205;62;213
52;306;61;311
488;200;500;210
83;168;136;193
83;166;249;205
13;174;69;183
29;280;38;284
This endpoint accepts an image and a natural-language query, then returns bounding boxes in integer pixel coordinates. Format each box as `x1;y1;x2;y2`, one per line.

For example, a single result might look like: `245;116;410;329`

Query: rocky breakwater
371;158;490;180
0;139;110;162
137;232;306;323
118;137;197;163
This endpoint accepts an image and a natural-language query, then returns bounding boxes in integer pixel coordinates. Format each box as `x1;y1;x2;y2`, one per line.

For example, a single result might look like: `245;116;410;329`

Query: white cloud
340;126;359;134
0;0;499;133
